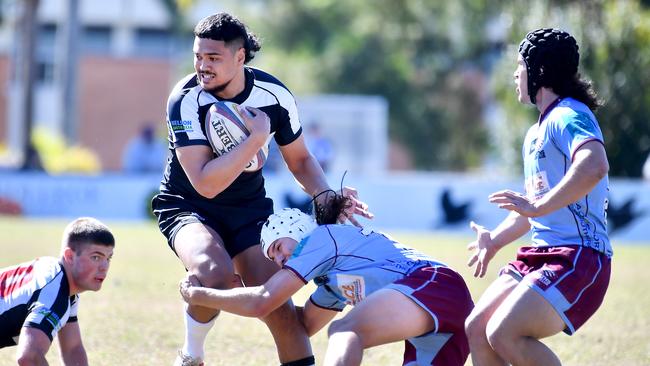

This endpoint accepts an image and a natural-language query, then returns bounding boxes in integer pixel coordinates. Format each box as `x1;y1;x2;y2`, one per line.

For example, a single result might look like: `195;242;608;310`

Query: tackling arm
179;269;304;318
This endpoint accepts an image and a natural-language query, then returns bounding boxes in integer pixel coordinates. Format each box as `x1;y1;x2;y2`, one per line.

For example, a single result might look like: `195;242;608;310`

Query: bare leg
324;288;435;366
486;283;565;366
464;275;518;366
234;245;313;364
174;223;238;360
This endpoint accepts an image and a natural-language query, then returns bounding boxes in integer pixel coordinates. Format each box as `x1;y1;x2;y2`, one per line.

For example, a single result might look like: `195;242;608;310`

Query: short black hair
194;12;261;64
62;217;115;253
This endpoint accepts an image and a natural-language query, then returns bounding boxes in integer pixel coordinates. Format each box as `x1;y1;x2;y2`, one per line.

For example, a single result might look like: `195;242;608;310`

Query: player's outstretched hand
467;221;499;278
339;186;374;227
238;105;270;146
488;189;542;217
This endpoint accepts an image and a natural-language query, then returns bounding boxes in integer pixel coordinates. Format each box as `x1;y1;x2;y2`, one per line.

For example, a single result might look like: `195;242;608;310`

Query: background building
0;0;184;170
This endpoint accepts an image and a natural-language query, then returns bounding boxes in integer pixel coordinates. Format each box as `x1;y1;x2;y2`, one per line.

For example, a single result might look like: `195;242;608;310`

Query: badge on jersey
526;171;551;200
336;274;366;305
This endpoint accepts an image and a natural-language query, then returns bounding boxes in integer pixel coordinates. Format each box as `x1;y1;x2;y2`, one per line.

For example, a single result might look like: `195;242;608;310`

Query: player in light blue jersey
179;192;474;366
465;28;612;366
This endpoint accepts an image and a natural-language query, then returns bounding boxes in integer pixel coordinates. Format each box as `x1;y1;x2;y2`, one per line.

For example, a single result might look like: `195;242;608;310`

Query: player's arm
57;322;88;366
298;300;338;336
467;212;531;278
280;136;374;224
179;268;304;318
178;106;270;198
530;140;608;215
280;134;330;197
489;140;608;218
15;327;51;366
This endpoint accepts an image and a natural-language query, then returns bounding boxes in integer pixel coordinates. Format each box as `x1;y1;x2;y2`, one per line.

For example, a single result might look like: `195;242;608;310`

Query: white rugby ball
205;101;269;172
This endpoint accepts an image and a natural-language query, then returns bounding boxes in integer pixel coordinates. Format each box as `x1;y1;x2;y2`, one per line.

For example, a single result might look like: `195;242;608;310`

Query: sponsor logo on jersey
170;120;194;133
336;274;365;305
37;308;62;331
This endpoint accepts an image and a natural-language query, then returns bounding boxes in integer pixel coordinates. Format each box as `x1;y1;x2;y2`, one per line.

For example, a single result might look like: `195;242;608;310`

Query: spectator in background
122;123;168;174
305;123;334;172
20;143;44;172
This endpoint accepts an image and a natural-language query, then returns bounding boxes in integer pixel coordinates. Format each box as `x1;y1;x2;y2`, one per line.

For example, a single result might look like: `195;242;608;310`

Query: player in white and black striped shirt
152;12;372;366
0;217;114;365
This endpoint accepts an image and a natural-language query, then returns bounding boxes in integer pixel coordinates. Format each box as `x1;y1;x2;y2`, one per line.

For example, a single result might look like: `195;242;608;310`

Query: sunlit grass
0;218;647;365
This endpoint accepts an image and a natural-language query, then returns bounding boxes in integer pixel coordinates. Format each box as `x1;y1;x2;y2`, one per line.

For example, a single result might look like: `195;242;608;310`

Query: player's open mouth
200;73;215;82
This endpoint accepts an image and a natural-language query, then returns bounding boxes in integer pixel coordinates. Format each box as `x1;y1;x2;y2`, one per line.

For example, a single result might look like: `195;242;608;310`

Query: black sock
280;355;315;366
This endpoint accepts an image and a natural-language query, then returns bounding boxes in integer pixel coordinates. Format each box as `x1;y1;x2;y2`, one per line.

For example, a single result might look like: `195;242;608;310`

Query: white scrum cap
260;208;317;260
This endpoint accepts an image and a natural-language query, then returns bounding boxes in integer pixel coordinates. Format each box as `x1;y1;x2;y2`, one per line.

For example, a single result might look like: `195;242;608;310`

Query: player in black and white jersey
151;12;372;366
0;217;114;365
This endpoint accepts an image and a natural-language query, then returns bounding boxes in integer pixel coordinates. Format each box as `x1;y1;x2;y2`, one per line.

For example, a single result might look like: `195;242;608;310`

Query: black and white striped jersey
160;67;304;204
0;257;78;348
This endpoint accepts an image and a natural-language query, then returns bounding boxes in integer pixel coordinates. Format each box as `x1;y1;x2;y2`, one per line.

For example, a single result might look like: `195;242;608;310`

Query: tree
208;0;650;176
252;0;499;170
490;0;650;177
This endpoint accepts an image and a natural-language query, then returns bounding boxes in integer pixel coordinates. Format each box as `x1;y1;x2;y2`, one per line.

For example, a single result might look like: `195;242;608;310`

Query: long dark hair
553;73;602;111
312;190;354;225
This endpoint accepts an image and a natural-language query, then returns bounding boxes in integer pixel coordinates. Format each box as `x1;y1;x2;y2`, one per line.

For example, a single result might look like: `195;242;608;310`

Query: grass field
0;217;648;365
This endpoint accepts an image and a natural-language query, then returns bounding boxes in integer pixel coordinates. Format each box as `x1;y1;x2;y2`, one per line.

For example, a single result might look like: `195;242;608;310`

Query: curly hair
312;190;354;225
194;12;261;64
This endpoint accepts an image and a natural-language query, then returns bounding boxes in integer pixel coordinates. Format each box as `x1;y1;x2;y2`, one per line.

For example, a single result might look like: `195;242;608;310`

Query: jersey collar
538;97;563;125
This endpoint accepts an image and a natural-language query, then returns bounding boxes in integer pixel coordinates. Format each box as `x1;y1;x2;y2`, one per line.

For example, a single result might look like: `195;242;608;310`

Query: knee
190;255;234;289
327;318;355;338
327;319;364;348
261;301;298;326
464;309;487;344
485;317;512;357
16;350;42;366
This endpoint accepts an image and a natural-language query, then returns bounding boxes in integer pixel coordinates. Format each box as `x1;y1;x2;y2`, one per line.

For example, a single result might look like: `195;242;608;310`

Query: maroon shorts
500;245;611;335
387;266;474;366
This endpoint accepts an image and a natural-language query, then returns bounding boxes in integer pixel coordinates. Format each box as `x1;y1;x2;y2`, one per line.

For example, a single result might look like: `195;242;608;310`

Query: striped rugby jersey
160;67;303;204
0;257;78;348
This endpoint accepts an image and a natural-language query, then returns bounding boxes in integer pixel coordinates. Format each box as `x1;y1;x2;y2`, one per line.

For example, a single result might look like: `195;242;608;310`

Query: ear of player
205;101;270;172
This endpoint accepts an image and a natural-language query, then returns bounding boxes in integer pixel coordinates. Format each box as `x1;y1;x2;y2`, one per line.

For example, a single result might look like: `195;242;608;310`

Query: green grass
0;218;648;365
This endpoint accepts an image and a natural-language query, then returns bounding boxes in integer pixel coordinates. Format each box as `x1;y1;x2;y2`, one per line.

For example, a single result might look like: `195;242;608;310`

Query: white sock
181;306;216;360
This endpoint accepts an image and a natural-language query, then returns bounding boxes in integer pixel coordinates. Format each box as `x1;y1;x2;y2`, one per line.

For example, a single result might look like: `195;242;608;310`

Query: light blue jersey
283;225;445;311
522;97;612;256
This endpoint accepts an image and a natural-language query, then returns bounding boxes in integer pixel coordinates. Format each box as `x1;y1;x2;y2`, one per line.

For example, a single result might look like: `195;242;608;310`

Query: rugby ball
205;101;269;172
